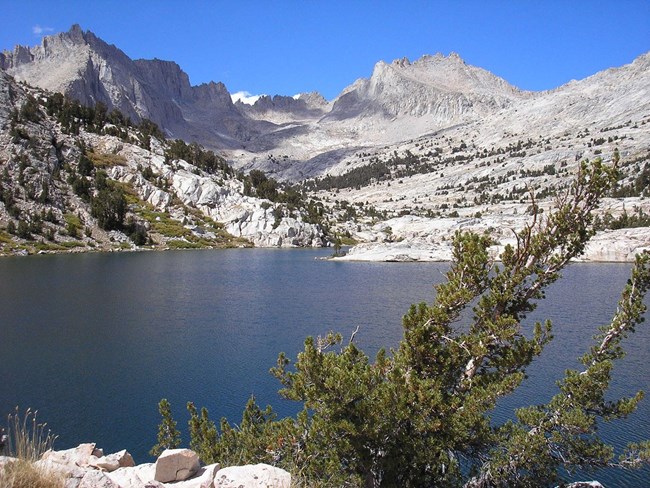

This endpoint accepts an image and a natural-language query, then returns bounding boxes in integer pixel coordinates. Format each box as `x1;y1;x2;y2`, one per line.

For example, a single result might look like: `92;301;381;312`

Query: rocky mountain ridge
325;52;528;122
11;25;647;180
0;25;263;150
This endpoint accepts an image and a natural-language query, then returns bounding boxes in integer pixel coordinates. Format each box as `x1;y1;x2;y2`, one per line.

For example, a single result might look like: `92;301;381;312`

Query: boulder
154;448;200;483
106;462;156;487
166;463;220;488
77;469;120;488
214;463;291;488
41;443;101;469
88;449;135;472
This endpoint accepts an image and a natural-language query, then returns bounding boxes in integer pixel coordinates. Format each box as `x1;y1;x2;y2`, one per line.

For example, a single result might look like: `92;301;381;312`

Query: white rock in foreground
154;448;200;483
88;449;135;472
106;462;155;487
166;463;220;488
76;469;120;488
214;463;291;488
39;443;103;469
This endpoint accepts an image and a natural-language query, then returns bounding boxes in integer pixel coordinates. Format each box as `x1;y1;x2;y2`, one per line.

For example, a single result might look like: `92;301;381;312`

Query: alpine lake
1;248;648;486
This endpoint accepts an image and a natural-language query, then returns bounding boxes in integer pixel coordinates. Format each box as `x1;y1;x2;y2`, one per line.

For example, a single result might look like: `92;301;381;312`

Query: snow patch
231;91;264;105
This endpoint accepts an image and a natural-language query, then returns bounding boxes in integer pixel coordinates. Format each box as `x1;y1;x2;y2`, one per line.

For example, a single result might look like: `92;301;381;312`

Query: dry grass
0;460;64;488
0;409;63;488
88;151;127;168
4;408;57;463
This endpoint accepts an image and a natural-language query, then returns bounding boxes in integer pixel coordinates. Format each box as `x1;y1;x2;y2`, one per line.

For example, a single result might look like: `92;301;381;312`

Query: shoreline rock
1;445;291;488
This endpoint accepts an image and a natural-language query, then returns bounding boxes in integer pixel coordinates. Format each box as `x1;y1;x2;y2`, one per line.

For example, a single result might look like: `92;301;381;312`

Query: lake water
1;249;648;486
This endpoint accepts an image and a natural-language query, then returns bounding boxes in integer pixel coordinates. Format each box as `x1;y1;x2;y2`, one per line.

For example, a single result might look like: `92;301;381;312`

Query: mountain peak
43;23;92;48
328;51;525;121
68;23;84;39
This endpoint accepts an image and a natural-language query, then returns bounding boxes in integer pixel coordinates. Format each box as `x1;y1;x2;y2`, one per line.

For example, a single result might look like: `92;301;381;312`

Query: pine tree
150;398;181;457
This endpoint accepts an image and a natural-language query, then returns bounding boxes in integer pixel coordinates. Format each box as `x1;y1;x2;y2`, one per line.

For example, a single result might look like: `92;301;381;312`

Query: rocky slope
0;70;325;256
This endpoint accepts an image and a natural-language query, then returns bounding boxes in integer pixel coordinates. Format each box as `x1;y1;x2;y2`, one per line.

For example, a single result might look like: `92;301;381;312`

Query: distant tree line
164;139;233;177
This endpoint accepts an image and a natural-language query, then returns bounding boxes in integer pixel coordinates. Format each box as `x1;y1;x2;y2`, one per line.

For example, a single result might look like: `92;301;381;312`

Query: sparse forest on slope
0;71;326;256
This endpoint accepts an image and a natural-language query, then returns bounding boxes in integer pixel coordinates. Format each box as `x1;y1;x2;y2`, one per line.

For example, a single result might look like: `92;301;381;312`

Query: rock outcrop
214;464;291;488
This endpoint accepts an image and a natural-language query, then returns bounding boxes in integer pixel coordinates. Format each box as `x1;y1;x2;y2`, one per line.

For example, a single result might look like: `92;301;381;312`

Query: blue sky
0;1;648;101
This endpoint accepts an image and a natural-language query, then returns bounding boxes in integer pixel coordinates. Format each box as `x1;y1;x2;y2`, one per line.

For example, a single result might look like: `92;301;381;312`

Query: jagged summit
236;92;330;124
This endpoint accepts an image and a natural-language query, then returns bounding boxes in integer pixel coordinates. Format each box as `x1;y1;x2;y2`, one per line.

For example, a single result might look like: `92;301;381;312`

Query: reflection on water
0;250;648;486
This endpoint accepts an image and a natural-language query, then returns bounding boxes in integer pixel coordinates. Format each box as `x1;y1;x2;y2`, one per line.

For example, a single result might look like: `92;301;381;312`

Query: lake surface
1;249;648;486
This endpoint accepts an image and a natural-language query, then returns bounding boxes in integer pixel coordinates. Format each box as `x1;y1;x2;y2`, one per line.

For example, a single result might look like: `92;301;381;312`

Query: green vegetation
595;207;650;230
150;399;181;457
154;160;650;486
165;139;233;177
308;161;391;191
91;186;127;231
63;213;82;238
134;205;245;248
611;156;650;198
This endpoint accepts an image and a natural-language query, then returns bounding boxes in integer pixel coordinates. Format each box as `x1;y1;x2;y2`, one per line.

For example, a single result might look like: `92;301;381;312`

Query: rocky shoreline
0;443;290;488
4;224;649;262
332;214;650;263
0;443;608;488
